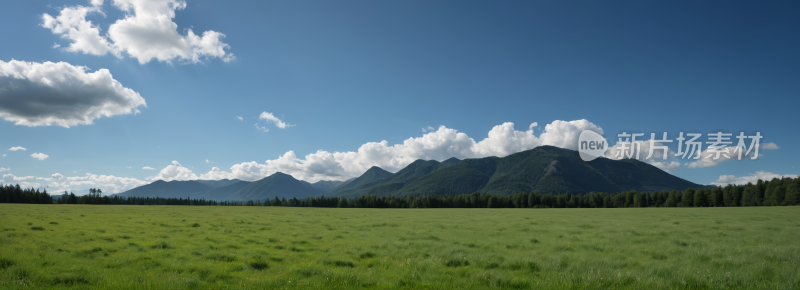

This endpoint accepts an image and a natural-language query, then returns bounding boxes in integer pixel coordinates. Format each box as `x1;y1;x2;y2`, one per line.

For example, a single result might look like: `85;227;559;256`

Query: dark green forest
2;176;798;208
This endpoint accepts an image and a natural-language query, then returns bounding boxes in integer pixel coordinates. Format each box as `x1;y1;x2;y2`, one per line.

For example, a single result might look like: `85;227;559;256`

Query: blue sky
0;0;798;194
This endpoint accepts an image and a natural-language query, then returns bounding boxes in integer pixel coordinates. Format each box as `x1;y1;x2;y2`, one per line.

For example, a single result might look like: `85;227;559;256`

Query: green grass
0;204;798;289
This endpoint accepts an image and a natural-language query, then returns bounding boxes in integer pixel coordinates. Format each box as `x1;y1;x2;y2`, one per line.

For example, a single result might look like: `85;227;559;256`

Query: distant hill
116;180;214;198
335;146;705;198
195;179;242;189
226;173;324;201
330;158;460;198
115;175;335;201
326;166;393;197
309;180;349;192
199;181;250;201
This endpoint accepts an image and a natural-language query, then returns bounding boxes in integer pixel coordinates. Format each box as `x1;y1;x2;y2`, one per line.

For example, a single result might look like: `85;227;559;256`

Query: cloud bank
0;60;146;127
712;171;798;186
197;120;602;183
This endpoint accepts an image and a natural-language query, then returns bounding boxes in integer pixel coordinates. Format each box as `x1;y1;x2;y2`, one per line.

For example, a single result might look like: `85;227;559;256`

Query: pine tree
784;183;799;206
694;189;708;207
681;188;695;207
741;186;757;206
337;197;348;208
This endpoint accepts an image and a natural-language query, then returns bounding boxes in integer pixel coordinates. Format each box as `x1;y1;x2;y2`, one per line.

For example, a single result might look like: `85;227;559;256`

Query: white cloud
52;43;61;49
205;159;209;163
2;171;147;194
142;166;155;170
258;112;293;129
237;116;244;121
63;173;148;194
685;145;761;169
712;171;798;186
148;160;198;181
192;120;604;183
0;60;146;127
2;154;5;157
422;126;435;133
9;146;26;151
254;123;269;132
760;142;779;150
604;138;681;171
2;173;44;189
0;167;9;172
31;153;49;160
42;0;234;64
41;1;117;56
649;161;681;171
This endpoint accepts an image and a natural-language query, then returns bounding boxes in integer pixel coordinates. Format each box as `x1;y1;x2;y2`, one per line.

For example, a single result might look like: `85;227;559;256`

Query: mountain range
115;146;706;201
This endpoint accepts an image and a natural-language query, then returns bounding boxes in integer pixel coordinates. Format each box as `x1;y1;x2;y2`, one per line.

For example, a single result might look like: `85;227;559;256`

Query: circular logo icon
578;130;607;161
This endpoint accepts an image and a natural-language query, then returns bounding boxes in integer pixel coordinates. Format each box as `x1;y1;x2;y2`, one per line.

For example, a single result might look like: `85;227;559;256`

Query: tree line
1;176;798;208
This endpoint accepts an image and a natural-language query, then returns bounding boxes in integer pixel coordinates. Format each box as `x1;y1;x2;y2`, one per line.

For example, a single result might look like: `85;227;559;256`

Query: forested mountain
332;146;705;198
200;181;250;201
114;146;705;201
116;180;215;198
225;172;324;201
328;158;460;198
309;179;351;192
325;166;393;197
194;179;242;189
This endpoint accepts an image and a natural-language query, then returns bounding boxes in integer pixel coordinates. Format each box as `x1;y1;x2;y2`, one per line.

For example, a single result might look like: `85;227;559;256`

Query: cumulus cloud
42;0;234;64
258;112;293;129
31;153;49;160
142;166;155;170
712;171;798;186
0;167;9;172
3;171;147;194
62;173;148;194
148;160;197;181
2;173;45;189
685;143;767;169
189;120;604;183
236;116;244;121
0;60;146;127
649;161;681;171
760;142;779;150
604;138;681;171
9;146;26;151
41;1;117;56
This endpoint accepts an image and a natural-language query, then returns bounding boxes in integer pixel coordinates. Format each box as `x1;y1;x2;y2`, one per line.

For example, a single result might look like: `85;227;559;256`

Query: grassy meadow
0;204;798;289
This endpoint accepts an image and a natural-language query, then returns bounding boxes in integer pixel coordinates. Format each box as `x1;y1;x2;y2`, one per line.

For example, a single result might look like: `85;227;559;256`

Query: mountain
309;180;350;192
326;166;393;197
200;180;251;201
333;158;461;198
338;146;704;198
226;172;324;201
115;146;704;201
116;175;357;201
116;180;214;198
195;179;242;189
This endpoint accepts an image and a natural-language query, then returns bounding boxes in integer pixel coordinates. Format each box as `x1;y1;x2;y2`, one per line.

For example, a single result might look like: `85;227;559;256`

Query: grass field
0;205;798;289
